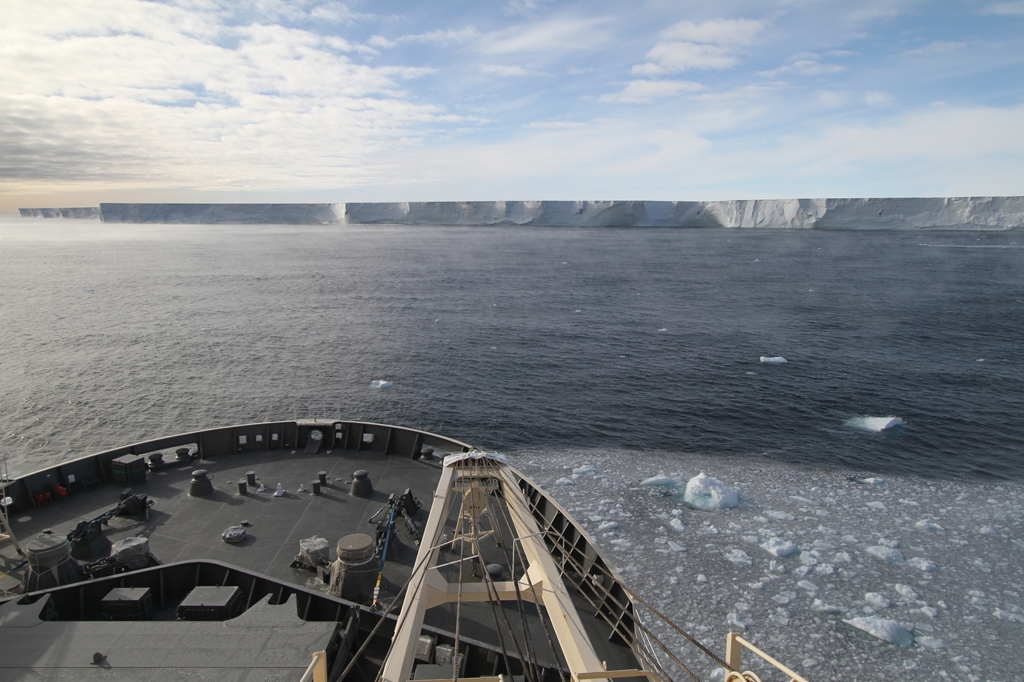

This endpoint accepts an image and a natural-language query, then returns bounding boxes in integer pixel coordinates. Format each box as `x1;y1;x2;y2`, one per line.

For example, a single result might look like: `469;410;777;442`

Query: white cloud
660;19;766;46
863;90;892;106
904;40;967;58
480;65;532;77
0;0;458;192
599;80;704;104
369;27;480;49
761;52;845;77
481;16;611;54
632;18;766;75
815;90;851;108
633;43;738;75
981;1;1024;15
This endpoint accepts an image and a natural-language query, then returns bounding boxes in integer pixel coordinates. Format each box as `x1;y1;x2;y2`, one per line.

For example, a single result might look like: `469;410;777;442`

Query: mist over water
1;218;1022;479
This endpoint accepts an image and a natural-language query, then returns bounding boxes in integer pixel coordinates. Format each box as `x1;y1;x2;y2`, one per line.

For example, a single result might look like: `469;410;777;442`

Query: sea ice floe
555;477;575;486
667;540;685;552
915;519;944;532
369;379;393;389
765;510;794;521
866;501;887;510
759;356;788;364
573;464;596;476
907;557;938;572
919;606;939;618
865;592;892;609
992;609;1024;623
846;417;905;432
760;537;798;557
895;584;919;600
683;473;739;510
811;599;844;614
668;518;686;533
797;580;819;592
862;477;886;486
639;474;675;487
843;616;914;646
915;635;947;650
866;546;906;563
598;521;620;531
725;549;753;567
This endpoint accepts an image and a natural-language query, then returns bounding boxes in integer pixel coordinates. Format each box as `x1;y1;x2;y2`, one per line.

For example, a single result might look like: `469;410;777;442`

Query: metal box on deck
111;454;146;484
101;587;153;620
176;585;243;621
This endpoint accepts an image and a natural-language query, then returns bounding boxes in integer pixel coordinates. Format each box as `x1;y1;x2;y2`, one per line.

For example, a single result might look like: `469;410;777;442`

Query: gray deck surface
2;447;441;595
0;447;641;679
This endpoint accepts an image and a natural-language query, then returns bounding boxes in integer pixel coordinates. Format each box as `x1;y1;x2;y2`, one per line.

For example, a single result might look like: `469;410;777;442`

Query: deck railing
725;633;808;682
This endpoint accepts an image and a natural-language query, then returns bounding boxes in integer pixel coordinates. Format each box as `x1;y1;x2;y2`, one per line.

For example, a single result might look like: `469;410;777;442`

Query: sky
2;0;1024;211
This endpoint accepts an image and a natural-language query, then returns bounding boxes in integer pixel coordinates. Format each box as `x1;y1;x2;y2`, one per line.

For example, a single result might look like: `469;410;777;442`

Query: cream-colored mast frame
380;453;608;682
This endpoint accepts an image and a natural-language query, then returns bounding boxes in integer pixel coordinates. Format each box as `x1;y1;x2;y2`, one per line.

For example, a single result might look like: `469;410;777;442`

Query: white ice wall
97;197;1024;228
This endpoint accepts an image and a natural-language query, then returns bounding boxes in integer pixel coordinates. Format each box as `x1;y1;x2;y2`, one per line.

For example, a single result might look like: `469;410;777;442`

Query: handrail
297;650;327;682
725;633;808;682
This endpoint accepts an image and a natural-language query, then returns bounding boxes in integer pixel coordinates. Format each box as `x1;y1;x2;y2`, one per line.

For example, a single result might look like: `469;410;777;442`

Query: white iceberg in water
843;617;914;646
760;537;798;557
639;474;676;487
759;356;788;364
369;380;393;389
865;546;906;563
845;416;905;432
683;473;739;511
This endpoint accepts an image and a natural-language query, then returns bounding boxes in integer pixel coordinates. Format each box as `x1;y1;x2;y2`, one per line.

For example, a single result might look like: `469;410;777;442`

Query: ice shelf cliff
87;198;1024;228
19;207;100;218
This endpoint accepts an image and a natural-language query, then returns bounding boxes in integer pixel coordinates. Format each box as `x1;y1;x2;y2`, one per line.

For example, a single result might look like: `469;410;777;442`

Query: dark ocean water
2;219;1022;479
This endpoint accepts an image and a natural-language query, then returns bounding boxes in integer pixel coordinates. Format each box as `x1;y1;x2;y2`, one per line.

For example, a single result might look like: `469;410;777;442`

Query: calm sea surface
1;218;1022;479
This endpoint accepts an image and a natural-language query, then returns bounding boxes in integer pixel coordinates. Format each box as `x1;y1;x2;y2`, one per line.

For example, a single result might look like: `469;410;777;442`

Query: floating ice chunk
669;518;686;533
573;464;596;476
919;606;939;618
725;549;753;567
667;540;685;552
683;473;739;510
814;564;835;575
843;617;914;646
369;380;393;389
727;612;749;630
610;538;632;548
760;538;798;557
895;584;919;600
979;525;1000;537
866;501;887;511
555;477;575;486
760;356;787;364
862;477;886;486
789;495;817;505
865;593;892;609
866;546;905;563
766;510;794;521
600;499;616;506
658;328;667;332
798;551;820;566
639;474;675;487
914;519;944;532
846;417;905;432
811;599;844;614
834;551;852;563
797;580;819;592
907;557;937;572
993;609;1024;623
769;560;786;573
915;635;947;650
598;521;620;531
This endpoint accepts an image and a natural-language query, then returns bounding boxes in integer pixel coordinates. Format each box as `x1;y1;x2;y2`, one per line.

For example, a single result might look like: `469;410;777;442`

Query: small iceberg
683;473;739;511
639;474;676;487
843;617;914;646
370;380;394;389
759;356;787;364
760;538;798;557
845;416;905;432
